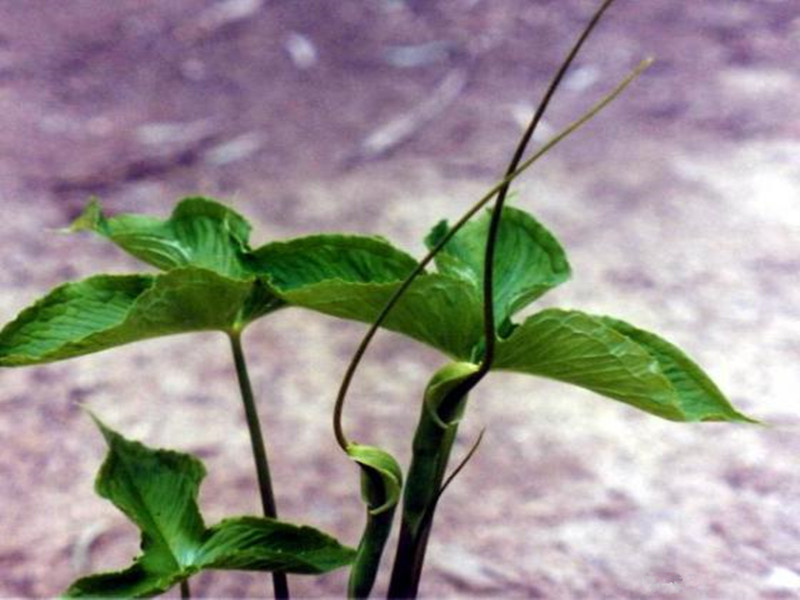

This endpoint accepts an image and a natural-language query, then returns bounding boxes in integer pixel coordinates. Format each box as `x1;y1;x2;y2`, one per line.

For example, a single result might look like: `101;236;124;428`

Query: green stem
388;364;475;598
180;580;191;599
229;331;290;600
348;467;397;598
387;396;465;598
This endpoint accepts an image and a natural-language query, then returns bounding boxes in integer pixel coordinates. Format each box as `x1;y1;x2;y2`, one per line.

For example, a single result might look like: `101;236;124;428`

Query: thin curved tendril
415;429;486;557
436;429;485;502
478;0;618;379
333;57;653;450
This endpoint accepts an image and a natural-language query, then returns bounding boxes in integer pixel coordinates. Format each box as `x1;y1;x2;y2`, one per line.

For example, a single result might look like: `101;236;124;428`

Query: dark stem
478;0;619;374
180;580;191;600
229;331;290;600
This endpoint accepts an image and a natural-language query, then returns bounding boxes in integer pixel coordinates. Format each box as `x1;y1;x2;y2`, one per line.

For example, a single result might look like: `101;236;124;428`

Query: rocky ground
0;1;798;598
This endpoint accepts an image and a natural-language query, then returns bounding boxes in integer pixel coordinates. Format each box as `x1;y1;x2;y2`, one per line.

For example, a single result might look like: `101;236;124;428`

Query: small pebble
284;32;318;69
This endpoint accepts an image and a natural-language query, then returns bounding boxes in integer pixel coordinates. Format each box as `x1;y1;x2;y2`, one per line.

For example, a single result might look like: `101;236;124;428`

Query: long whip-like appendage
333;57;652;450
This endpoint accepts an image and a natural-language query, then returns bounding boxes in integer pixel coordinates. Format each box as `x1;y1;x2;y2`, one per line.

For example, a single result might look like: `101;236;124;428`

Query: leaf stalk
229;332;290;599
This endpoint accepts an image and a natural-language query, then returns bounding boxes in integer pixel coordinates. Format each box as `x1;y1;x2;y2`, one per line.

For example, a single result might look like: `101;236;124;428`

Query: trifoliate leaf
72;198;419;287
3;199;425;365
424;206;570;329
66;417;356;598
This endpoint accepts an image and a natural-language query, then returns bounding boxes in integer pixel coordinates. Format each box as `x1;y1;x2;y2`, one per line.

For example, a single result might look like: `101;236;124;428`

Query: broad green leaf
66;565;179;598
196;516;357;574
425;206;570;328
71;197;252;276
72;198;419;288
0;269;279;366
493;309;686;420
3;226;425;366
66;417;356;598
278;274;484;360
249;234;418;289
345;444;403;598
600;317;757;423
90;416;206;575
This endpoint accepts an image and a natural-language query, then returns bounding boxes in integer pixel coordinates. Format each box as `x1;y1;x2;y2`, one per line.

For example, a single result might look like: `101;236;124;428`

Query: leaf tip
84;408;116;446
727;412;765;426
67;197;106;234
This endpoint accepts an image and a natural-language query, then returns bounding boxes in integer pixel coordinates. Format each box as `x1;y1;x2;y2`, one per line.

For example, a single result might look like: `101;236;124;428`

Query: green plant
0;1;757;598
0;196;418;597
68;414;355;598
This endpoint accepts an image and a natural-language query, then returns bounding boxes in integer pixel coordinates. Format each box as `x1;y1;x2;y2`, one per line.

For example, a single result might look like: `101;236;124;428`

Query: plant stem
348;466;397;598
388;386;469;598
479;0;617;375
229;331;289;599
180;580;191;599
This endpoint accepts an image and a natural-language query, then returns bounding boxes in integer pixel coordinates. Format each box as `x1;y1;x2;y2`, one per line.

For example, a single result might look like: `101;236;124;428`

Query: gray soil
0;1;798;598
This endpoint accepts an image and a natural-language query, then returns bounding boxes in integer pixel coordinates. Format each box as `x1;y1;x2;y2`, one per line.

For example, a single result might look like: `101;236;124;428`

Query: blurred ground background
0;0;798;598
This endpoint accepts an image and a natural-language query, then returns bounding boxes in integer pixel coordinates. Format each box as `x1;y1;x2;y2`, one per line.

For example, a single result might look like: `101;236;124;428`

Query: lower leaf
66;415;356;598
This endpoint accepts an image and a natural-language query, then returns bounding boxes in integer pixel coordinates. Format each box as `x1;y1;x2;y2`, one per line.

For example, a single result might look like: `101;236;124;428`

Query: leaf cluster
66;416;355;597
0;189;755;597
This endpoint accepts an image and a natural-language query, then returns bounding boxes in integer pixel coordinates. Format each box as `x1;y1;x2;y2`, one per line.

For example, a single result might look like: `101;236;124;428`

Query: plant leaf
65;565;180;598
425;206;570;328
277;274;484;360
493;308;686;420
0;269;279;366
72;199;420;289
66;417;356;598
90;415;207;575
4;200;430;365
71;197;252;277
494;309;755;422
196;516;357;574
600;317;758;423
249;234;419;289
